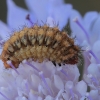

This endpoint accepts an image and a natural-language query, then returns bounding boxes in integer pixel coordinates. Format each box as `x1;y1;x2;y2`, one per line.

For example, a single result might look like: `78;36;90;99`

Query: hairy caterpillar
1;25;80;68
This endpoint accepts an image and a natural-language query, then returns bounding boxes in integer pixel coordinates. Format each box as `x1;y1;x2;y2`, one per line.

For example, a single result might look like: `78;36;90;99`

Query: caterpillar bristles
1;24;81;68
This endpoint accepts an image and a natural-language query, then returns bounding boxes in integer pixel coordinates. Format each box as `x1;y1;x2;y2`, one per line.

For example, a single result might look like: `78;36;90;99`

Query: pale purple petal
15;96;28;100
7;0;30;29
65;81;73;90
70;10;86;42
25;0;48;25
29;90;38;100
0;21;10;39
90;15;100;43
44;95;54;100
54;75;64;90
75;80;87;96
87;63;100;77
89;90;99;100
92;40;100;60
83;11;98;31
51;4;72;30
62;93;69;100
31;74;41;89
80;96;86;100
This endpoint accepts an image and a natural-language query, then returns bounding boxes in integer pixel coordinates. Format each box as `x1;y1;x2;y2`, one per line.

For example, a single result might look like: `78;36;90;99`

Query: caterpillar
0;25;80;68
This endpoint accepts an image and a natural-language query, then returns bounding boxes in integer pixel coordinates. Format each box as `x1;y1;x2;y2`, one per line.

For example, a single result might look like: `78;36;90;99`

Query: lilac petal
25;0;48;25
38;84;47;96
87;63;100;77
70;10;86;42
54;75;64;90
38;96;42;100
15;96;28;100
92;40;100;60
83;74;91;84
90;15;100;43
83;11;98;31
44;95;54;100
29;90;38;100
7;0;30;29
65;81;73;90
75;80;87;96
68;65;80;82
46;16;55;27
89;90;99;100
51;4;72;30
62;93;69;100
0;21;10;39
31;74;41;89
80;97;86;100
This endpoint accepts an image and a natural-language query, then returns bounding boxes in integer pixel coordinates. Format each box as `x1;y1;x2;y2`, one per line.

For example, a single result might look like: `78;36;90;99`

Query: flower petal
75;80;87;96
87;63;100;77
90;15;100;43
92;40;100;60
54;75;64;90
31;74;41;89
7;0;30;29
25;0;48;25
0;21;10;39
90;90;99;100
70;10;86;42
83;11;98;31
51;4;72;30
44;95;54;100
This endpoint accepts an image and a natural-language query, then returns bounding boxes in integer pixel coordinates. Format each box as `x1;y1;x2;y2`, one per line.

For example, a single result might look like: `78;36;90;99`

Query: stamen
23;60;53;96
87;74;99;86
25;81;30;93
69;89;74;100
85;45;100;64
57;67;69;79
66;81;74;100
7;61;19;75
74;18;90;43
26;14;33;26
89;50;100;64
39;71;53;96
0;91;11;100
23;60;40;72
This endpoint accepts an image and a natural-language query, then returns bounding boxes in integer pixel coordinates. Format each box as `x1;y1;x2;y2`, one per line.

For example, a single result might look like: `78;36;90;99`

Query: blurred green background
0;0;100;23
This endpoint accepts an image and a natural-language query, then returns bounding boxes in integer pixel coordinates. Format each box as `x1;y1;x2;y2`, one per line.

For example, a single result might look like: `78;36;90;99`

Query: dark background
0;0;100;23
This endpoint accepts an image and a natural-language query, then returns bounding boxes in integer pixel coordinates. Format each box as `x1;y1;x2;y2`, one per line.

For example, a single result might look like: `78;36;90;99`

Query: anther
26;14;33;26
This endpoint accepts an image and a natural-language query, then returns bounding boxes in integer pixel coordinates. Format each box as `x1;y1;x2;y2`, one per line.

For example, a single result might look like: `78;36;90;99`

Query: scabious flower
0;0;100;100
70;10;100;99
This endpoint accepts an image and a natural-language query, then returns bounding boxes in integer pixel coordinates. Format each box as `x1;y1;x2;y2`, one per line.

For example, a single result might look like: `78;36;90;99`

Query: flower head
0;0;100;100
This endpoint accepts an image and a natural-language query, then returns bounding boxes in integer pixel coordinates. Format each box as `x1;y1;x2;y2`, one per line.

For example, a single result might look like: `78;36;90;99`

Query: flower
0;0;100;100
69;10;100;64
70;9;100;99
